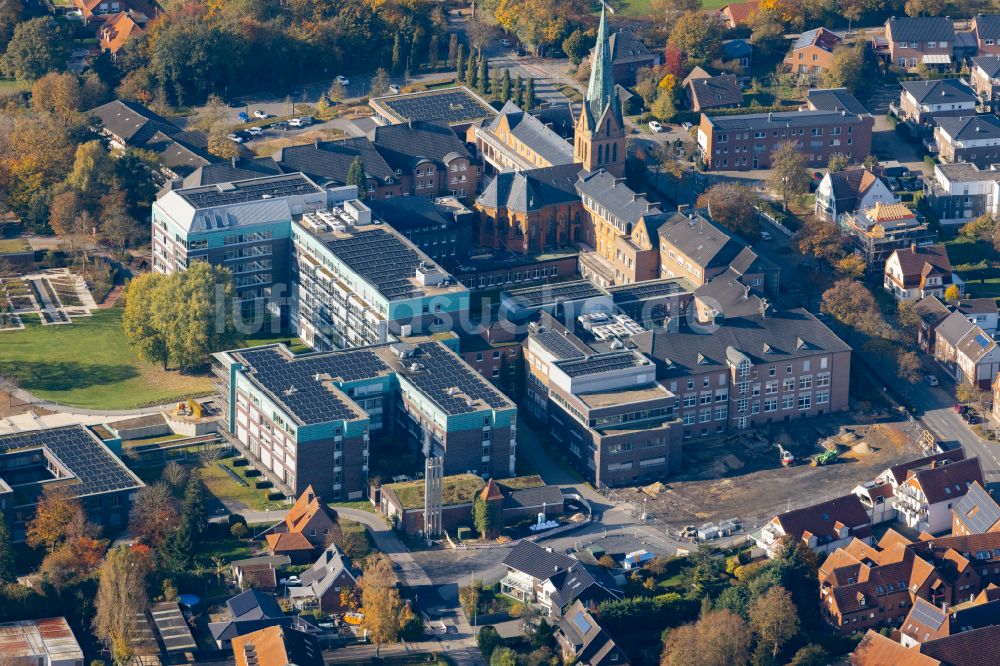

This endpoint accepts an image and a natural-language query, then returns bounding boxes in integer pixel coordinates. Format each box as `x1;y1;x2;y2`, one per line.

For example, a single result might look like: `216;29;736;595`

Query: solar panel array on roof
609;280;685;302
0;426;143;497
149;603;197;653
179;174;318;209
957;484;1000;534
324;228;431;300
910;600;947;630
534;329;587;360
555;352;643;378
237;346;390;425
378;88;496;125
403;342;512;415
510;280;605;308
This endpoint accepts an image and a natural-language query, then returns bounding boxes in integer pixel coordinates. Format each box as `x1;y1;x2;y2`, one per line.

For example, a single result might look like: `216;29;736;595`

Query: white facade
903;89;977;115
814;172;896;223
894;479;956;534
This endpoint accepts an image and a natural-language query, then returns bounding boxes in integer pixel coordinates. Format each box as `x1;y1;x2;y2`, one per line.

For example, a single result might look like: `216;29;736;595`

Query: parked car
336;75;350;86
388;84;401;94
288;118;303;127
271;121;288;130
246;126;263;136
965;412;980;424
227;133;244;143
648;121;664;132
954;404;969;414
253;109;268;119
279;576;301;586
760;231;772;241
298;116;314;126
681;121;693;131
925;375;939;386
66;9;83;19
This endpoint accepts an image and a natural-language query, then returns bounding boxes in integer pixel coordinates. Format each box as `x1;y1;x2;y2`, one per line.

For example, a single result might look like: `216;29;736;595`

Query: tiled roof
954;298;998;315
488;101;575;166
956;325;997;364
657;209;744;270
577;169;663;226
808;88;869;115
936;114;1000;142
273;137;396;186
227;590;284;622
687;74;743;109
905;456;984;505
886;16;955;43
265;532;314;553
972;54;1000;78
886;450;968;485
503;540;575;581
900;79;977;105
99;12;143;54
890;244;953;287
477;164;581;213
791;27;842;53
721;0;760;25
607;27;654;65
825;168;884;211
974;15;1000;41
372;120;473;172
912;295;951;326
935;310;978;347
556;601;629;665
282;485;337;534
774;494;872;545
919;624;1000;665
504;484;564;510
851;630;941;665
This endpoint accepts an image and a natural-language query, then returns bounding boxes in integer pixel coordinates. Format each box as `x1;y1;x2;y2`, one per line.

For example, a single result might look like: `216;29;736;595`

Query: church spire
585;0;620;126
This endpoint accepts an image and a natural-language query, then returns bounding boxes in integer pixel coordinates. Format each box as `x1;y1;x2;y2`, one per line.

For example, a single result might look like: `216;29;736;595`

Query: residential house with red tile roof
894;457;985;534
718;0;760;29
851;629;942;665
264;485;338;562
820;529;1000;633
98;11;144;55
784;28;842;81
232;625;324;666
899;593;1000;647
753;494;874;558
814;167;896;223
884;244;959;302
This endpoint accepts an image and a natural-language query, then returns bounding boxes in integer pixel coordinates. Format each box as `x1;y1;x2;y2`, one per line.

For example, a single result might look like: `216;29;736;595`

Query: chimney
911;243;917;253
231;156;237;168
678;204;690;213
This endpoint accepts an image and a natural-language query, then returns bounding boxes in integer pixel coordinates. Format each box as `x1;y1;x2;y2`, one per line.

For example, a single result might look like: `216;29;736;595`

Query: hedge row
595;592;699;635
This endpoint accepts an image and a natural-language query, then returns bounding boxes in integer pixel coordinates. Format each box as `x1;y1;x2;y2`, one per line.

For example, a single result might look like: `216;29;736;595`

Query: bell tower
574;1;625;177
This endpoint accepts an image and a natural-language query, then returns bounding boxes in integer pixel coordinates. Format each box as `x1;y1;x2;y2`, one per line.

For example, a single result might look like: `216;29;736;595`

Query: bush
332;520;370;559
477;625;503;659
595;593;699;636
230;523;248;539
228;513;247;527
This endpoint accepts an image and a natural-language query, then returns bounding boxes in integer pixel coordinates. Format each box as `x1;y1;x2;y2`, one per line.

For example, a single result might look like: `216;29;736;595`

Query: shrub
596;593;699;636
230;523;248;539
228;513;247;527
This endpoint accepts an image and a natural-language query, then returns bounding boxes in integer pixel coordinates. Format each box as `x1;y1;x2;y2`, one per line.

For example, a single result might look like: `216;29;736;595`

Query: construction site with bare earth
618;404;930;532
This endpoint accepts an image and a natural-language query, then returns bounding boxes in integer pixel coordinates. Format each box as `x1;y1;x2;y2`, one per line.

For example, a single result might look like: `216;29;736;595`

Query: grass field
0;308;213;409
945;236;1000;301
0;79;31;93
613;0;730;17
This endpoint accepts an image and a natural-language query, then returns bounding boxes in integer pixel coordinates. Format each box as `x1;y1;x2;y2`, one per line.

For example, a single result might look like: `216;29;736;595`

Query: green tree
448;33;459;67
161;518;194;572
500;69;512;102
68;141;113;196
788;644;829;666
181;471;207;536
455;43;466;82
514;74;524;106
473;496;502;539
122;273;169;369
428;34;439;69
524;77;536;110
489;647;517;666
651;89;676;121
466;51;478;88
347;156;368;200
768;142;810;211
961;213;1000;252
0;515;16;583
1;17;69;81
702;183;760;238
328;80;347;103
410;27;426;70
562;29;595;65
391;33;403;74
667;11;722;64
476;625;503;659
828;154;849;172
823;43;867;93
478;57;490;95
749;8;786;55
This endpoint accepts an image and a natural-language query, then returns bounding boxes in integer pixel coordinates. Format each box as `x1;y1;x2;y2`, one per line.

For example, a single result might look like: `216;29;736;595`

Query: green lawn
944;236;1000;301
0;308;214;409
0;238;30;254
613;0;729;16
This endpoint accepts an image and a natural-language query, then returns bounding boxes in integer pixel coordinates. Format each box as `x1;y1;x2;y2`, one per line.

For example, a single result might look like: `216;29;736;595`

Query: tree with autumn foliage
95;545;152;666
129;482;180;547
26;484;88;552
359;554;411;650
663;45;684;80
40;534;108;591
494;0;588;55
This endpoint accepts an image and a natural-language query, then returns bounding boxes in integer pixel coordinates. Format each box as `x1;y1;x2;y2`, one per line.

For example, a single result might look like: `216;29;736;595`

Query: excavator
776;444;795;467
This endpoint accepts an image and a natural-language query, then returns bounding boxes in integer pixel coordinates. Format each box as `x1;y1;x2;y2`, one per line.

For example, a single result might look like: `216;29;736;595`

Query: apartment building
923;162;1000;225
884;16;955;69
972;14;1000;56
152;173;328;317
784;28;842;80
897;79;978;126
971;55;1000;110
883;244;957;301
214;340;518;501
841;202;935;277
657;208;779;293
892;456;985;534
815;167;896;223
934;114;1000;168
697;109;873;171
933;310;1000;389
290;207;468;351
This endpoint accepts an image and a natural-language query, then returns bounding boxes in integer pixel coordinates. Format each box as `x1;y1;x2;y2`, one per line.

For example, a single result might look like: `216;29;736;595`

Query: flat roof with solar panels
553;351;649;378
370;86;498;128
606;278;694;304
507;280;606;309
0;425;144;498
233;345;389;426
178;173;322;209
294;218;467;302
